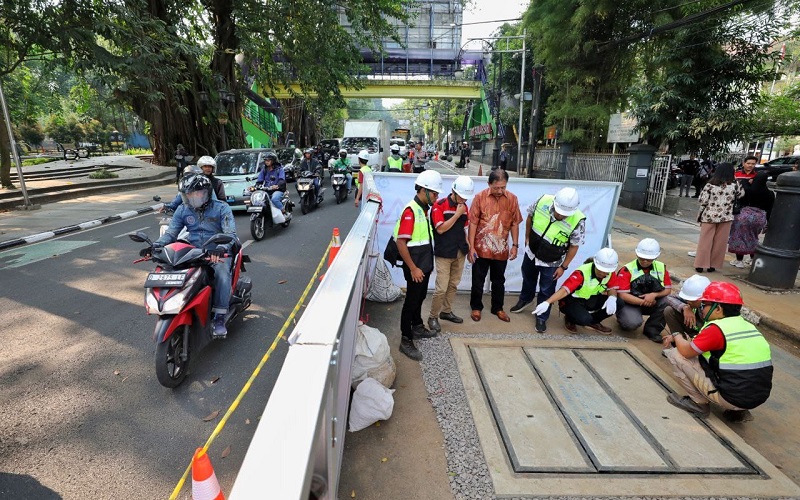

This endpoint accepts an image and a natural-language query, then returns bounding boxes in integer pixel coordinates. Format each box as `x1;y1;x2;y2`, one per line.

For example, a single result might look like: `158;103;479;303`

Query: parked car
276;147;300;182
214;148;273;210
756;155;799;181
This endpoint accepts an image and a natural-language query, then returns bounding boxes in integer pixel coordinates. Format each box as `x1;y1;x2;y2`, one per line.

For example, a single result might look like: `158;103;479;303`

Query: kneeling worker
664;281;772;423
533;248;620;334
660;274;710;347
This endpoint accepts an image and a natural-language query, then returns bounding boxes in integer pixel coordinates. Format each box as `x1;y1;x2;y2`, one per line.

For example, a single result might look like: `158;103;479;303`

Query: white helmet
678;274;711;301
197;155;216;170
553;187;580;216
357;149;370;162
390;144;400;153
452;176;474;200
415;170;443;193
635;238;661;260
338;148;347;155
594;247;619;273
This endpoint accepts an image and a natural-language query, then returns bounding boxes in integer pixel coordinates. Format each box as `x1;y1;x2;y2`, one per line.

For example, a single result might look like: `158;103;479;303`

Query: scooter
245;185;292;241
129;231;252;388
296;170;326;214
332;172;348;204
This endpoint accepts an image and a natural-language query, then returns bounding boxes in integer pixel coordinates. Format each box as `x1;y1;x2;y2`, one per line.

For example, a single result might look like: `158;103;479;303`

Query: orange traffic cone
477;164;483;176
329;228;342;266
192;448;224;500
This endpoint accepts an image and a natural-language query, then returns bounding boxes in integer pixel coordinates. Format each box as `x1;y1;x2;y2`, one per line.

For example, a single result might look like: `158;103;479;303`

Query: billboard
607;113;640;143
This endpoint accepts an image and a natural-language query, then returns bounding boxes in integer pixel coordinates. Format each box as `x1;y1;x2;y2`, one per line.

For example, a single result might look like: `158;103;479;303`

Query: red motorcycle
130;231;252;388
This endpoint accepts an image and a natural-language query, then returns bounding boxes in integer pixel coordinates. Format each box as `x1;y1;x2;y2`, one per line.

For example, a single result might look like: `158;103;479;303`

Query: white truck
341;120;390;172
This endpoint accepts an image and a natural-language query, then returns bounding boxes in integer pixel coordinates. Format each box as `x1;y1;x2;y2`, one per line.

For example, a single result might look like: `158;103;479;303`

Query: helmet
179;173;212;210
701;282;743;305
182;165;203;176
338;148;347;156
304;148;314;155
390;144;400;153
593;247;619;273
196;155;216;171
635;238;661;260
679;274;711;301
553;187;580;216
415;170;443;193
452;176;474;200
357;149;370;162
264;152;278;163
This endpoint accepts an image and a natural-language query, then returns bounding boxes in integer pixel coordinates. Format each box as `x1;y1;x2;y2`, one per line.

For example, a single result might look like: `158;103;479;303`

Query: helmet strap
703;302;718;323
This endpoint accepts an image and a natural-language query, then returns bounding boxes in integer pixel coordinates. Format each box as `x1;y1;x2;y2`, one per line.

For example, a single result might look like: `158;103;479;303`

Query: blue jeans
345;173;353;192
270;190;284;209
212;258;232;314
519;253;558;321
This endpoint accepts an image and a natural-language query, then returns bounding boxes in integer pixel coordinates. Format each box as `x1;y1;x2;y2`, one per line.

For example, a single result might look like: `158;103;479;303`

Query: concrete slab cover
452;338;800;498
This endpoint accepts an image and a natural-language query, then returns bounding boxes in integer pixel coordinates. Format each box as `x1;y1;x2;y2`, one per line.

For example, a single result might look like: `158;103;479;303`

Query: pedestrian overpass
270;79;481;99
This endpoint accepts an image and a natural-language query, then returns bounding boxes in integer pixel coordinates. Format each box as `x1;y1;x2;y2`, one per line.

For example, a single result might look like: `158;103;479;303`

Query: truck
391;128;411;158
341;120;390;171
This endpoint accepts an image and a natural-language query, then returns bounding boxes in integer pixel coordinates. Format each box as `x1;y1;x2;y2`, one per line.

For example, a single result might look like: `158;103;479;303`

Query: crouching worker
532;248;620;334
660;274;711;347
616;238;672;343
664;282;772;423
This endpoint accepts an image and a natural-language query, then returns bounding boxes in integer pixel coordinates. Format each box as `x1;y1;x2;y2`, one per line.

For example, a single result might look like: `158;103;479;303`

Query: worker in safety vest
386;144;403;172
661;274;710;344
353;149;373;209
615;238;672;343
664;281;772;423
392;170;443;361
533;248;621;334
513;187;585;334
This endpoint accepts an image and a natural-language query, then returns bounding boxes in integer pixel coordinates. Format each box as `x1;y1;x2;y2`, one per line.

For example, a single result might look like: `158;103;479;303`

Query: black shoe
412;324;437;339
510;299;532;313
707;268;715;272
535;317;547;333
427;317;441;333
723;409;753;423
695;268;704;273
646;333;664;343
400;337;422;361
439;311;463;324
666;393;710;417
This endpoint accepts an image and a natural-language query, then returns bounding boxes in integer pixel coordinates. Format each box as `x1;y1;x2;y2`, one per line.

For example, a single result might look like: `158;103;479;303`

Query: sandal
470;310;481;322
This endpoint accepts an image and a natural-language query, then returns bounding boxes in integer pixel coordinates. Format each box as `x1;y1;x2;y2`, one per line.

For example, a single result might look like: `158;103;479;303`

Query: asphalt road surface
0;185;359;498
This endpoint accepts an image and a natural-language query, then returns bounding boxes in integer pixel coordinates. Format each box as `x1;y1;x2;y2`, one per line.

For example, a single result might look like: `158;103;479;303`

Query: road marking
0;240;97;269
114;226;150;238
242;239;253;249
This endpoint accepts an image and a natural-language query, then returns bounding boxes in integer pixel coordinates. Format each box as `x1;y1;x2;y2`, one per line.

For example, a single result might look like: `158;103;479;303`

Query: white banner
372;172;621;292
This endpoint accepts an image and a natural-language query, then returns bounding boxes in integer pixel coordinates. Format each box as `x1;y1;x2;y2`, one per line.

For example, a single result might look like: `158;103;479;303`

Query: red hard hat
701;282;743;305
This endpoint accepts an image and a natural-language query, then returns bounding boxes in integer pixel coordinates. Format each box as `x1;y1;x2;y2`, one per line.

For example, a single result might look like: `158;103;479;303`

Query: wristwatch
512;243;519;248
560;264;568;270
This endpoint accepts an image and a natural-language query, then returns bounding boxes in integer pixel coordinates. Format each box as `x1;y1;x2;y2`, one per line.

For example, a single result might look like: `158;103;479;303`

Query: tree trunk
0;109;14;189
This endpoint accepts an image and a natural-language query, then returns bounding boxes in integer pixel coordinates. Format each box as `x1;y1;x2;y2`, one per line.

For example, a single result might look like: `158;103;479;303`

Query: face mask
185;190;208;209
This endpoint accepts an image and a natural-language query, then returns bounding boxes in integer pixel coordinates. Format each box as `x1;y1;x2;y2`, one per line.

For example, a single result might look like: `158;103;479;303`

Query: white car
214;148;273;210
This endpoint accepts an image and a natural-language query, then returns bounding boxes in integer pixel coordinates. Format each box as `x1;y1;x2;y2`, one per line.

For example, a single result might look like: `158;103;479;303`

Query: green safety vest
387;155;403;171
624;259;666;287
701;315;773;409
392;199;434;273
528;195;585;262
572;263;612;300
355;164;371;187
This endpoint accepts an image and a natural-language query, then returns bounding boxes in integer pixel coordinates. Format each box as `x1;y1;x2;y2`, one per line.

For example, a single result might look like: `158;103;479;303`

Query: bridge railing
229;174;382;500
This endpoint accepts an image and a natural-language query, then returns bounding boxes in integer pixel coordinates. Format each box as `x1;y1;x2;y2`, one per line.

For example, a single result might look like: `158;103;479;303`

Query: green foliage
88;168;119;179
18;122;44;146
123;148;153;155
749;82;800;137
21;158;57;167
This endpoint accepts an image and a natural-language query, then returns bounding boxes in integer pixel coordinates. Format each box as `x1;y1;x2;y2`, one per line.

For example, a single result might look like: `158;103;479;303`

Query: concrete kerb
0;203;164;251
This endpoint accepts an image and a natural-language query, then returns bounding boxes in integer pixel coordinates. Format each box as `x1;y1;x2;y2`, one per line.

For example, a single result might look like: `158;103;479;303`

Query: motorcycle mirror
128;231;151;244
204;233;235;246
152;195;161;202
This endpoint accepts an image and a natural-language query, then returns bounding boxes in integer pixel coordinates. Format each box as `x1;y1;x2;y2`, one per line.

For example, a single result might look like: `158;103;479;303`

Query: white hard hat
197;155;216;168
553;187;580;216
452;176;474;200
357;149;370;161
415;170;443;193
594;247;619;273
678;274;711;301
390;144;400;152
635;238;661;260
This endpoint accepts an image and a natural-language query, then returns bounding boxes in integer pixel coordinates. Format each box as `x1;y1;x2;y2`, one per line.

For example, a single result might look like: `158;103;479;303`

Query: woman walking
694;163;743;273
728;172;774;268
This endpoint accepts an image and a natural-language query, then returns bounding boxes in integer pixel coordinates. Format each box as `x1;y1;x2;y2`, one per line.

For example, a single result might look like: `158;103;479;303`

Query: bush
123;148;153;155
89;168;119;179
21;158;58;167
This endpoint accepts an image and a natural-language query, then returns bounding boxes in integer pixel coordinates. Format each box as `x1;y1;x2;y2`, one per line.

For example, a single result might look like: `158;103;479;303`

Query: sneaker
666;393;710;417
412;324;437;339
510;299;532;313
439;312;463;324
564;319;577;333
587;323;612;334
743;256;753;266
535;317;547;333
427;317;441;333
400;337;422;361
688;251;697;257
723;409;754;423
730;259;745;268
212;313;227;339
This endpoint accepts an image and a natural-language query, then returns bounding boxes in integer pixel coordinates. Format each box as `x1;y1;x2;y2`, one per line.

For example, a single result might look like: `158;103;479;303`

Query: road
0;185;359;498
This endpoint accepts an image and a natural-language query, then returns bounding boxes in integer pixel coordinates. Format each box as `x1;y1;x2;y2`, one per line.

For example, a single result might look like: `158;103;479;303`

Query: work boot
535;317;547;333
439;311;463;324
510;299;532;313
588;323;612;334
413;324;437;339
723;409;753;423
666;393;710;417
399;337;422;361
427;317;441;333
212;313;227;339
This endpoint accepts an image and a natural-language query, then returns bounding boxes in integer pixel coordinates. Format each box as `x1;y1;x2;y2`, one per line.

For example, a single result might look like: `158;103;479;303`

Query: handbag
732;199;742;216
383;236;402;267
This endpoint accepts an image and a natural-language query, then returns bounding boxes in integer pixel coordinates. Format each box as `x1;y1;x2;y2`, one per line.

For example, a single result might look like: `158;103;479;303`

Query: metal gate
645;154;672;214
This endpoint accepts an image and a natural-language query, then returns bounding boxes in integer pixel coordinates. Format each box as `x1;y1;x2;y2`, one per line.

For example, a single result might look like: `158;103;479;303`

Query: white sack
348;378;395;432
352;323;396;389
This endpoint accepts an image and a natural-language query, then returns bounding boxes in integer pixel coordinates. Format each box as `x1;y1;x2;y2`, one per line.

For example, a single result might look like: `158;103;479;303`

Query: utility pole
527;65;544;178
516;30;526;173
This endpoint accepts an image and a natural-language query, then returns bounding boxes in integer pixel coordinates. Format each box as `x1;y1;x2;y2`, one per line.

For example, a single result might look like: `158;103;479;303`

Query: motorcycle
331;172;348;204
245;184;293;241
129;231;252;388
296;170;325;214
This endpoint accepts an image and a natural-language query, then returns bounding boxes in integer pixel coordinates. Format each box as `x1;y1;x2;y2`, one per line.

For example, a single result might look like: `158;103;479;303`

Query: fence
531;148;563;171
229;176;382;499
565;153;628;183
645;154;672;214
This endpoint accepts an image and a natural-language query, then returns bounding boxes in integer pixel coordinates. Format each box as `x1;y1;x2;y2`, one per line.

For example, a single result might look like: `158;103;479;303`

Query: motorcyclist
386;144;403;172
254;152;286;210
353;149;372;209
299;148;324;202
151;173;238;338
163;160;225;211
331;148;353;192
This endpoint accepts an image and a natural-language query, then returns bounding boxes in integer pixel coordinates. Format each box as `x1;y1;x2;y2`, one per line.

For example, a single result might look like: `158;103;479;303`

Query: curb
0;203;164;251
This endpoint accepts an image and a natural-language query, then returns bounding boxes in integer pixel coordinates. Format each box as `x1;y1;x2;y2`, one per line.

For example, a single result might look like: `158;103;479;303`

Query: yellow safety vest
528;194;584;262
355;164;371;188
387;155;403;171
572;263;612;300
392;199;434;273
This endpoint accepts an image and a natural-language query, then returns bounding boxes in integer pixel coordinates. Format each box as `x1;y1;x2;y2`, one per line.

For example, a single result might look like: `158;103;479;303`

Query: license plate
226;195;235;202
247;206;263;213
144;271;188;288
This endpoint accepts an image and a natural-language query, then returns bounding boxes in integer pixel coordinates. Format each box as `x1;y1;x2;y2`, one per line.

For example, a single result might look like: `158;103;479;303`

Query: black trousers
560;295;610;325
470;257;508;313
401;265;431;340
